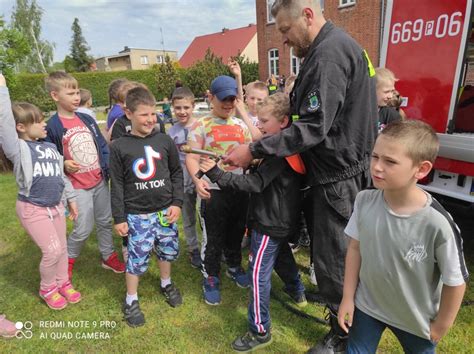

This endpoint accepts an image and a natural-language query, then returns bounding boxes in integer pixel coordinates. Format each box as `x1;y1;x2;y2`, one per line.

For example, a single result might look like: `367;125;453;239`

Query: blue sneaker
203;276;221;305
226;267;250;288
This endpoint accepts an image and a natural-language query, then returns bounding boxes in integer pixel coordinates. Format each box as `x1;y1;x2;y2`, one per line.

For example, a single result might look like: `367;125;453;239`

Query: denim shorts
126;209;179;275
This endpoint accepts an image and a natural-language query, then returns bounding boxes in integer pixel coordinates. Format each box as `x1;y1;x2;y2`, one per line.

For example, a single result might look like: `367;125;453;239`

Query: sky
0;0;257;62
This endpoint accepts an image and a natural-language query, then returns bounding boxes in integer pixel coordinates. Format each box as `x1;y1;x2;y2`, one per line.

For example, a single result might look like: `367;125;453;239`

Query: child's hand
166;206;181;224
227;59;241;78
199;157;217;173
337;297;355;334
430;320;449;343
64;160;81;173
67;201;78;221
114;222;129;237
195;179;211;200
0;74;6;87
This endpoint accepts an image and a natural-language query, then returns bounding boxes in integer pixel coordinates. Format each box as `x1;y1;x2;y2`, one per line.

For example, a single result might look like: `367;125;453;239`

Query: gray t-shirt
167;123;194;194
345;189;468;339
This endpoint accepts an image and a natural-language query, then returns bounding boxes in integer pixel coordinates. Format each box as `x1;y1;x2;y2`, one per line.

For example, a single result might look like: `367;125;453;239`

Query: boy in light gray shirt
338;120;468;353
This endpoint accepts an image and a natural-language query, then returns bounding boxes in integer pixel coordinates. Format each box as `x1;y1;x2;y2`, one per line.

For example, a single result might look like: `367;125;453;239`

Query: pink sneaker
0;314;18;338
39;287;67;310
59;281;82;304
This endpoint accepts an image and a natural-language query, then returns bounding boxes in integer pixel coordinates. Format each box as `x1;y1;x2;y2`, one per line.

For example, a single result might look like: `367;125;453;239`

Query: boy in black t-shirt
109;87;184;327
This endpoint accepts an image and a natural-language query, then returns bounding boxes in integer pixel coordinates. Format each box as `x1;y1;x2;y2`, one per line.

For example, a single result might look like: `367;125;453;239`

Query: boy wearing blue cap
186;76;252;305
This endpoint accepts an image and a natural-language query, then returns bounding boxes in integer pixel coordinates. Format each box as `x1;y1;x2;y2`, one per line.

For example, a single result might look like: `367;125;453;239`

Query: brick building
256;0;384;81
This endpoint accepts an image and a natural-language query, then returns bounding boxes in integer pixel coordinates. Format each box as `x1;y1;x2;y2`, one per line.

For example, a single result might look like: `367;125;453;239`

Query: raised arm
0;74;21;165
235;99;262;141
228;59;244;101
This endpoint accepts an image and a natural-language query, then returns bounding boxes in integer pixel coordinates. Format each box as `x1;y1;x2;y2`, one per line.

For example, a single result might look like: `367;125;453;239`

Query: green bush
8;52;259;112
8;70;161;112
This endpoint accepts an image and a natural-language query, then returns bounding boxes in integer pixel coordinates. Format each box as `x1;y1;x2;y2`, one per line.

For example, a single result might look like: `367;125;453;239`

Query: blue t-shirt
167;123;194;194
107;104;125;130
17;141;65;207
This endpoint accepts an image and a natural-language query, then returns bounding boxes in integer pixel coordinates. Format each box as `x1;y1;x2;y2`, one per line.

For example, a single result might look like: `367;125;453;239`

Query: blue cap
210;75;238;101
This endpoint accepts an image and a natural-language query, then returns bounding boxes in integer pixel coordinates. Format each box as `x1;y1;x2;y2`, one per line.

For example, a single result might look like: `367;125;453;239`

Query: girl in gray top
0;74;81;311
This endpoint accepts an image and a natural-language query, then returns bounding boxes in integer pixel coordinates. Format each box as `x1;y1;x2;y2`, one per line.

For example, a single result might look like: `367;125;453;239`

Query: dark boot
307;307;347;354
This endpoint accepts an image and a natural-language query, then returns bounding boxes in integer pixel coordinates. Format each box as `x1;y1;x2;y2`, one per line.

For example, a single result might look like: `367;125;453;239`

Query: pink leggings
16;200;68;291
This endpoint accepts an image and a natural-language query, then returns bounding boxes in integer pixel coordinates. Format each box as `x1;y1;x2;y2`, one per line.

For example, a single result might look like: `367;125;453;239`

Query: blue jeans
348;308;437;354
248;230;304;334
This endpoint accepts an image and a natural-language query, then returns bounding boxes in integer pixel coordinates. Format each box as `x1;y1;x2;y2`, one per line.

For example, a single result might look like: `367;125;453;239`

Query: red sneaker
68;258;76;280
101;252;125;273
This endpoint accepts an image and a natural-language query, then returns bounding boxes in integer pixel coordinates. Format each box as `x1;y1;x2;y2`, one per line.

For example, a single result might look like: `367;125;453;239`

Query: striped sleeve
430;198;469;286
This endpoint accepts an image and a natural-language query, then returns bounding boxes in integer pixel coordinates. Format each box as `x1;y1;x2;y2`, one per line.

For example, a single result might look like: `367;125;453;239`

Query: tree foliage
10;0;54;73
154;55;180;99
182;49;259;97
182;49;228;97
68;18;93;72
0;16;30;84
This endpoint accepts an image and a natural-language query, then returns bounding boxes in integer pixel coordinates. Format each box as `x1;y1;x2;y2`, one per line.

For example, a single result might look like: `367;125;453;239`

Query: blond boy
167;87;201;269
375;67;402;131
338;120;467;353
44;71;125;279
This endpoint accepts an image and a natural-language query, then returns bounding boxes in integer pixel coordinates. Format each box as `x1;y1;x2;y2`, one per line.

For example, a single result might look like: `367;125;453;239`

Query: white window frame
267;0;275;23
268;48;279;77
290;48;301;75
156;55;164;64
140;55;149;65
339;0;356;8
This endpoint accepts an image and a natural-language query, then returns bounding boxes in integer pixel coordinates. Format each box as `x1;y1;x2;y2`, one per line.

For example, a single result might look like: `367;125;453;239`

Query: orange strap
285;154;306;174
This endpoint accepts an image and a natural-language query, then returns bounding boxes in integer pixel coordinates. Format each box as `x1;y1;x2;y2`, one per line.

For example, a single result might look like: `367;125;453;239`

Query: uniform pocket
322;181;352;221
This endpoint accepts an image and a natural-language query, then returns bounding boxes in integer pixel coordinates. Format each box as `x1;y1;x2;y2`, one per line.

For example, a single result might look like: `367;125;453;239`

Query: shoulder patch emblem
307;91;320;112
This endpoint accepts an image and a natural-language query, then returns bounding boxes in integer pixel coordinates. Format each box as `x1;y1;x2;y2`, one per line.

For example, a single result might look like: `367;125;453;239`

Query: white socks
126;293;138;306
161;277;171;288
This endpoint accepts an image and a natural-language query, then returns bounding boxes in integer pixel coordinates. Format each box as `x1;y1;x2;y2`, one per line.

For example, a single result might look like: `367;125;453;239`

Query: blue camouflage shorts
126;208;179;275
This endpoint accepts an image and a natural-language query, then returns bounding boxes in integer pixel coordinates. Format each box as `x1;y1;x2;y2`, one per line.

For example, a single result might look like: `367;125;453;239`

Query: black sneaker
189;249;202;269
122;300;145;328
231;331;273;352
307;309;347;354
307;328;347;354
160;283;183;307
283;288;308;308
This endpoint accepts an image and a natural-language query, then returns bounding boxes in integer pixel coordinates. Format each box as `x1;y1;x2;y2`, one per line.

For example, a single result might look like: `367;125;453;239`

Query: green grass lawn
0;172;472;352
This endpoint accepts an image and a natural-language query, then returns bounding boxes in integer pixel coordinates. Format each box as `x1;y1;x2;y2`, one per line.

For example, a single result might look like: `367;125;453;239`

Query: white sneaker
309;263;318;286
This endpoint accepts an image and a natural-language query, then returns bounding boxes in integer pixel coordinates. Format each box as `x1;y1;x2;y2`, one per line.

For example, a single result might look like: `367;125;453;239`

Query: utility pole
160;27;165;63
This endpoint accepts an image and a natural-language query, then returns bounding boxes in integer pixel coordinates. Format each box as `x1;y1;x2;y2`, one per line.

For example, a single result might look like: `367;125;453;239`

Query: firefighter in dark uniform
225;1;378;353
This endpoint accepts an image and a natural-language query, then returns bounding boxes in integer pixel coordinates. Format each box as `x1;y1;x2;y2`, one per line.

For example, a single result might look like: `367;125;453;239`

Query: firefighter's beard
290;31;313;58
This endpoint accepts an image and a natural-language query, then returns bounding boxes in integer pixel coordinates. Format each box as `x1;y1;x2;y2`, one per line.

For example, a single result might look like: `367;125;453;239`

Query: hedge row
8;58;259;113
8;69;162;112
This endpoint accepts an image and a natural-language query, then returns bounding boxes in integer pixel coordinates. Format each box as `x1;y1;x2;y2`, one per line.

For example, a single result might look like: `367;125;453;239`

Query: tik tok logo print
132;146;162;180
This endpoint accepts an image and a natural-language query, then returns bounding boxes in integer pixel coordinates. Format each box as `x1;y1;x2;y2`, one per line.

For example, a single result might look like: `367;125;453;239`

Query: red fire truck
380;0;474;204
